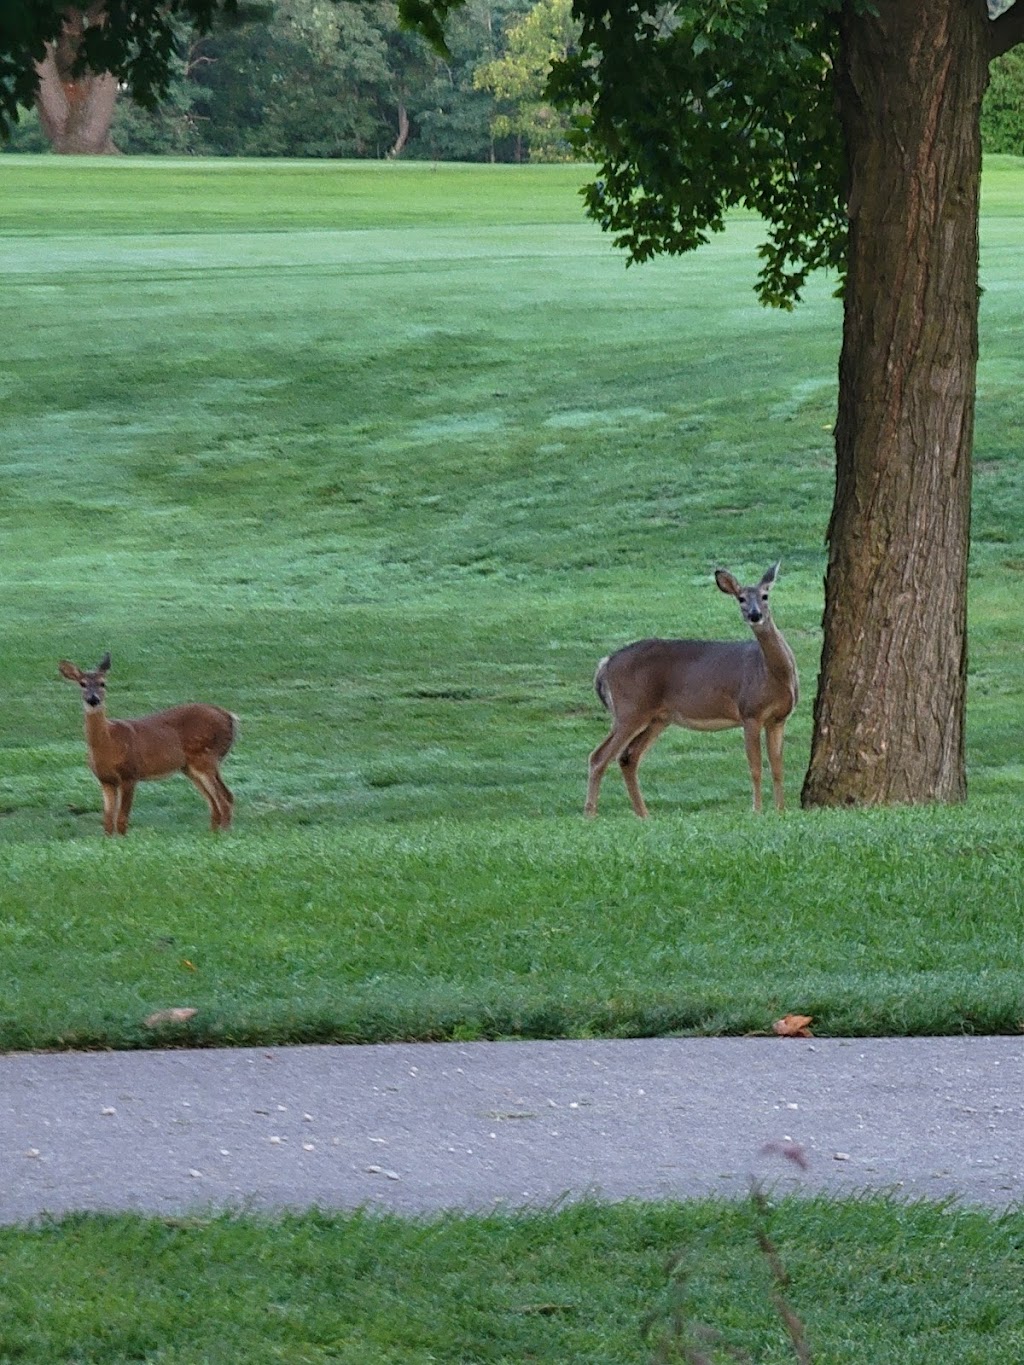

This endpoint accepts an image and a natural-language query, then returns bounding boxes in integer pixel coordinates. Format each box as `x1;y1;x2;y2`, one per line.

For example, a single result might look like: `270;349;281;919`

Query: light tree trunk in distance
801;0;989;807
389;102;411;158
35;6;119;154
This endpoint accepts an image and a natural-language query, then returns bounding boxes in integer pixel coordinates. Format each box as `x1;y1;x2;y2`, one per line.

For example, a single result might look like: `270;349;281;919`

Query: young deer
59;653;238;835
584;564;798;818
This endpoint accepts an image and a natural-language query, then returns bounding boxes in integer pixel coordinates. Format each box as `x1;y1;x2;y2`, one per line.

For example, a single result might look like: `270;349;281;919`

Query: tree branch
989;1;1024;59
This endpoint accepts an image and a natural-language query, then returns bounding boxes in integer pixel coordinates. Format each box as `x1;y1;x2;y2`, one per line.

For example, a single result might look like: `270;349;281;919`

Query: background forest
3;0;578;161
6;0;1024;162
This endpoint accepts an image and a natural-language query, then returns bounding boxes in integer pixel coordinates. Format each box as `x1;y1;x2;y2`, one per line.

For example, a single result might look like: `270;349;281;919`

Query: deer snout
747;608;763;624
83;686;104;708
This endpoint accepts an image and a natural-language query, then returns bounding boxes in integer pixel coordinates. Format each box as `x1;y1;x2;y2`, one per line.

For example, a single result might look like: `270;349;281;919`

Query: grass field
3;153;1024;1362
2;155;1024;1050
4;1196;1024;1363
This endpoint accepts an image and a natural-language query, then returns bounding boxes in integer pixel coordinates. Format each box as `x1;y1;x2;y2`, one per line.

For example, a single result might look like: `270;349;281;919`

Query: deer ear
715;569;741;597
760;562;781;588
97;652;111;673
58;660;82;682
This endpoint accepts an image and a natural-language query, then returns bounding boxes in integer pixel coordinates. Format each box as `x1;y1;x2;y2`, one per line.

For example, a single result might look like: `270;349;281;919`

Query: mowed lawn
5;1197;1024;1364
1;156;1024;1050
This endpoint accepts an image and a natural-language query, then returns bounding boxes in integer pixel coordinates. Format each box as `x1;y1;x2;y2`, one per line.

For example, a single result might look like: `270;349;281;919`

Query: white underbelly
674;715;739;732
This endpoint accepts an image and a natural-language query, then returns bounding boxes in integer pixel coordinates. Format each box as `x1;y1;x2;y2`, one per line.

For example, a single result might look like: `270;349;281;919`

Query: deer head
714;563;780;630
58;653;112;710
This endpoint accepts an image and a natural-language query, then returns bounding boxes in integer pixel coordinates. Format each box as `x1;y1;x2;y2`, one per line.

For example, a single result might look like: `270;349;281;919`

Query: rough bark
34;6;119;154
801;0;990;808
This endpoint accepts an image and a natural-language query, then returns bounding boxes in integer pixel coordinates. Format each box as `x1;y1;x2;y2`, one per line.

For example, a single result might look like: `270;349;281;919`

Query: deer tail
594;656;613;714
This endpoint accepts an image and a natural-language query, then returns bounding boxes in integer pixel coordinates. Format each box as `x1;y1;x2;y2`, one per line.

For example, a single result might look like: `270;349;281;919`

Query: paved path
3;1037;1023;1225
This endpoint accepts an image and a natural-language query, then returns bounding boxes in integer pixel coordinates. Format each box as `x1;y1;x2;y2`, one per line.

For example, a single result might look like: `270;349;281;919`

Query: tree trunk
388;102;410;158
34;6;119;154
801;0;990;807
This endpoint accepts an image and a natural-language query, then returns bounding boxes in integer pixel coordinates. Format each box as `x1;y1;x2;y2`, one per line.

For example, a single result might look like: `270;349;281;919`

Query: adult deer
59;653;238;835
584;564;798;817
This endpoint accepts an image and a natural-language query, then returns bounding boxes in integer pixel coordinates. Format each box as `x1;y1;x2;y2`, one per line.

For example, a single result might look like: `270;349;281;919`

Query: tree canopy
474;0;577;160
3;0;564;160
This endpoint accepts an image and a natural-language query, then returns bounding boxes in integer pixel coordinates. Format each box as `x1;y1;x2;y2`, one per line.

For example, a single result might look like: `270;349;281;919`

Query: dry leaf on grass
772;1014;814;1037
143;1007;198;1029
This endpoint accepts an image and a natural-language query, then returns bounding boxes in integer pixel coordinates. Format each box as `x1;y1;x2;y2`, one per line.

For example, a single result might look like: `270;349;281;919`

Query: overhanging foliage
404;0;850;307
0;0;234;135
553;1;847;307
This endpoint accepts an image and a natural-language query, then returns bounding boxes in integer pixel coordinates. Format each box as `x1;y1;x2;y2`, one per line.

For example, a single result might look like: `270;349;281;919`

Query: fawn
585;564;799;817
59;653;238;834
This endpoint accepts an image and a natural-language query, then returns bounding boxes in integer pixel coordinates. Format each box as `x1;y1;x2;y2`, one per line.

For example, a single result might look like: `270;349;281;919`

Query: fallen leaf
772;1014;814;1038
144;1008;198;1029
761;1140;809;1170
182;959;197;971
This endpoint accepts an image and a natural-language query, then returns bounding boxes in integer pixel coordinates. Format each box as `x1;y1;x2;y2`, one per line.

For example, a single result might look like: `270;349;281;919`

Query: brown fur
585;564;798;817
59;654;238;835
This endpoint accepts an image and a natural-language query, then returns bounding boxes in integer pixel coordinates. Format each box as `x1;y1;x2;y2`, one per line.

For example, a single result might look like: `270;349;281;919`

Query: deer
584;563;798;818
58;653;239;835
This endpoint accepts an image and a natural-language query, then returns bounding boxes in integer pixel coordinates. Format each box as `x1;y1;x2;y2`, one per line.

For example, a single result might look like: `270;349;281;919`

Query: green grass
4;812;1024;1049
3;1197;1024;1363
2;155;1024;1049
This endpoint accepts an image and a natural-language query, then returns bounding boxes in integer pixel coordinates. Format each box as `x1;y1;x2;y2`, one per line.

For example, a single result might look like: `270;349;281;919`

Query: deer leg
742;719;764;813
212;772;234;829
765;720;786;812
116;780;136;835
185;763;228;830
99;781;119;836
618;720;670;819
585;721;649;817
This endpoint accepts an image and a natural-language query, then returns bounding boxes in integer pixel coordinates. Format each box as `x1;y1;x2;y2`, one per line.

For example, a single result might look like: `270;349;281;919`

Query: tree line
7;1;1023;163
4;0;578;160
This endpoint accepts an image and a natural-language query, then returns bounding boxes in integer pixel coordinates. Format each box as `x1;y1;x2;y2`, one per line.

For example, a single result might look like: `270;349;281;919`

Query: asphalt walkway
3;1036;1023;1225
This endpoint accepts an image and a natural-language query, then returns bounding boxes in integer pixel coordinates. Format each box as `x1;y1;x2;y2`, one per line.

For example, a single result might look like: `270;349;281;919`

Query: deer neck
83;703;114;752
751;618;795;683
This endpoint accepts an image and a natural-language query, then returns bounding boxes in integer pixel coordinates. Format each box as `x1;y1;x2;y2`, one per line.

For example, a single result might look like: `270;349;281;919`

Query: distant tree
112;27;202;154
473;0;578;160
381;12;434;156
33;5;119;152
2;104;49;151
982;46;1024;152
184;0;534;160
189;0;394;157
0;0;227;148
0;0;532;161
409;0;529;161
